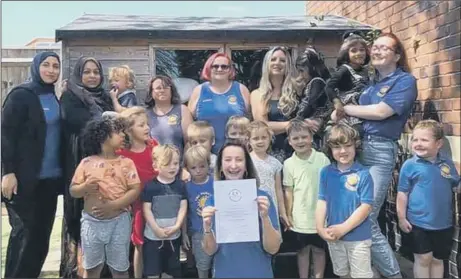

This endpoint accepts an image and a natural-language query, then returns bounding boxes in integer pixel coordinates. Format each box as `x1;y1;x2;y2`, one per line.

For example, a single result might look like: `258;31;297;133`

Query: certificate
213;179;260;244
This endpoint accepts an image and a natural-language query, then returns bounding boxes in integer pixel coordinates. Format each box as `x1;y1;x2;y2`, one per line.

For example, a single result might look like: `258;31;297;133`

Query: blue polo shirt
359;68;417;140
318;162;374;241
205;188;279;278
398;154;460;230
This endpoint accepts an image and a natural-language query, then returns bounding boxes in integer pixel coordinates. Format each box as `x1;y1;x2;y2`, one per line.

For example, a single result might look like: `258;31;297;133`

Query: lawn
2;213;62;278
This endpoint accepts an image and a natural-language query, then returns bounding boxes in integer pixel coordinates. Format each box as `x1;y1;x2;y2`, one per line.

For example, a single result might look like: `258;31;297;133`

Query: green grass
2;214;62;278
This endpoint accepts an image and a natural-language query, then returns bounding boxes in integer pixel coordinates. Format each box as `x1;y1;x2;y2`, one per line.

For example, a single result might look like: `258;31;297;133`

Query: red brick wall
306;1;461;137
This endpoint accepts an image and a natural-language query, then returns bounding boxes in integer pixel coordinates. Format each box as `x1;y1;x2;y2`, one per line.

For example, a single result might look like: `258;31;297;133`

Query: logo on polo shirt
377;85;390;97
195;192;211;216
345;173;360;191
167;114;179;125
228;95;237;105
440;163;451;178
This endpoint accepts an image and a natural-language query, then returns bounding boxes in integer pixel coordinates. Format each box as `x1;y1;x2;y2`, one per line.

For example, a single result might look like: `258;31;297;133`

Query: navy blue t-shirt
318;162;373;241
142;178;187;240
205;188;279;278
398;154;460;230
185;176;214;234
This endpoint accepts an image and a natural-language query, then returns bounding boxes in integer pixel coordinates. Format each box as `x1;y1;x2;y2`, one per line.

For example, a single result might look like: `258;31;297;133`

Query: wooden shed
55;13;374;102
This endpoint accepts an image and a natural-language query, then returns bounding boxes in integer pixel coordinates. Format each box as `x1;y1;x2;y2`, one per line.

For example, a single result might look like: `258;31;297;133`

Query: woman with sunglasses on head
332;33;417;278
250;46;299;163
188;52;250;154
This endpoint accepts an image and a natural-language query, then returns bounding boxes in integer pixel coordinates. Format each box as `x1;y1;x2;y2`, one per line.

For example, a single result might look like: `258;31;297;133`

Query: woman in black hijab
60;56;113;278
1;51;63;278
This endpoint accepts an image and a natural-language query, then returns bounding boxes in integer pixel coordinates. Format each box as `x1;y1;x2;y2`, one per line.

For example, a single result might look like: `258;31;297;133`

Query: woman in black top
60;56;113;278
1;51;64;278
294;46;332;149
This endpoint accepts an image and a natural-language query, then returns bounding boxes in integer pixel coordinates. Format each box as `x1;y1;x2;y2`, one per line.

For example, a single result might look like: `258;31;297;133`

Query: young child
117;106;159;278
316;123;374;278
70;117;141;278
325;32;370;132
187;121;217;169
181;145;214;278
248;120;289;232
109;65;138;112
225;115;250;142
397;120;460;278
142;144;188;278
283;119;330;279
201;139;281;278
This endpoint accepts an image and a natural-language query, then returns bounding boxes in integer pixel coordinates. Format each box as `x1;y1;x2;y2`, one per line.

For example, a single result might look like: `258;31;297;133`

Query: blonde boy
109;65;138;112
187;121;217;169
225;116;250;141
283;119;330;279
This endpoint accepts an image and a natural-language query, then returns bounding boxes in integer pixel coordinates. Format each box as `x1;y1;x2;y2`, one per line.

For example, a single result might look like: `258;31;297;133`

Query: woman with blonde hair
250;46;298;162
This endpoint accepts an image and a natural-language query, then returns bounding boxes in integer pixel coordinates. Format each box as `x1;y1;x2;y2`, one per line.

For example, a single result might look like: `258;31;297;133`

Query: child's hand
398;218;412;233
256;196;270;218
182;234;191;251
202;206;217;232
280;214;292;231
181;169;191;182
164;225;180;237
326;224;347;240
153;227;169;238
319;228;337;242
109;87;119;100
84;176;100;194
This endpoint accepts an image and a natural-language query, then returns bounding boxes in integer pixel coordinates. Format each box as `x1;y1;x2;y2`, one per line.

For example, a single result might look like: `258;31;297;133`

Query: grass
2;212;62;278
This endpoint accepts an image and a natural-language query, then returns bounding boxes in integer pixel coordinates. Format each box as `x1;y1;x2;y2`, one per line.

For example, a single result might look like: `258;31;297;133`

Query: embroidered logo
345;173;360;191
440;163;451;178
167;114;179;125
377;85;390;97
195;192;211;216
228;95;237;105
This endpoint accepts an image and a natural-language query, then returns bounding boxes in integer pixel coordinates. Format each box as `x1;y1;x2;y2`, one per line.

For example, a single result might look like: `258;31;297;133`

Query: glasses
371;45;395;53
153;86;171;92
211;64;230;71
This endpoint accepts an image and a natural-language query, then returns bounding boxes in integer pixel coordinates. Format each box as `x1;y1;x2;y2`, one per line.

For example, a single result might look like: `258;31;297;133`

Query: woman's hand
257;196;270;218
303;118;321;133
1;173;18;199
202;206;217;232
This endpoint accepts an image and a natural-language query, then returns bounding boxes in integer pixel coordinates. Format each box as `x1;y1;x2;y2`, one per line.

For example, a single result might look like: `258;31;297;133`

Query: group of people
1;30;460;279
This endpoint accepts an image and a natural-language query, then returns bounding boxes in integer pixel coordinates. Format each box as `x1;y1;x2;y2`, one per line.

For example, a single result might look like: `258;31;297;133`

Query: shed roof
55;14;375;42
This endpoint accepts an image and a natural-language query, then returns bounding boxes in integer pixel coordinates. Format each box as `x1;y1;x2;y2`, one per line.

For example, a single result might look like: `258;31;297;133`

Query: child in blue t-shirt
182;145;214;278
316;123;374;278
397;120;461;279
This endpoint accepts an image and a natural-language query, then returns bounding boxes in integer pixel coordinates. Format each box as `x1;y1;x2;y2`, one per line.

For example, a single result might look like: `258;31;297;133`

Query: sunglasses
211;64;230;71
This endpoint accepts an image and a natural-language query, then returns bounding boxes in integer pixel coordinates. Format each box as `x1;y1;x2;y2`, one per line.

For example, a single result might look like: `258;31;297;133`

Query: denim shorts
80;211;131;272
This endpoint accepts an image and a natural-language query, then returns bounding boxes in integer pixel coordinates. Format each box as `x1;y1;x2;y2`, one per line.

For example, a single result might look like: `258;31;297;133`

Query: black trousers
4;177;60;278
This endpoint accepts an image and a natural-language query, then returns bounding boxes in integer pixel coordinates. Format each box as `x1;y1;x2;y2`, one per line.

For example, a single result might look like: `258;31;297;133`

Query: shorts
143;237;181;277
131;199;144;246
80;211;132;272
328;239;373;278
191;232;213;271
295;232;326;250
409;224;453;260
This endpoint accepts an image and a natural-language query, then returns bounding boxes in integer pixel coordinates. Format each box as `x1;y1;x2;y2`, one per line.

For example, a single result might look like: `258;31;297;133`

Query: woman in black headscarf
60;56;113;278
1;51;63;278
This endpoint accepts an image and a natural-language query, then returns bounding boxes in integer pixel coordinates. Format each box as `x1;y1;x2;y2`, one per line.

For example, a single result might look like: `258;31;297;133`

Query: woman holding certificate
201;139;281;278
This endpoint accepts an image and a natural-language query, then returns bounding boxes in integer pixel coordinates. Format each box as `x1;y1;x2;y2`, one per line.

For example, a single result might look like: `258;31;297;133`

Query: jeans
360;136;401;277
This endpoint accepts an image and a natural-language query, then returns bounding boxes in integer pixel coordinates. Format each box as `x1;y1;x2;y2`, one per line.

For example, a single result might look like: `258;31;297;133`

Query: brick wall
306;1;461;277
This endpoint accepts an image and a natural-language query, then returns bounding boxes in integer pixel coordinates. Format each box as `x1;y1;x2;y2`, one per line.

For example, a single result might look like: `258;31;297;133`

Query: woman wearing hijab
1;51;63;278
59;56;113;278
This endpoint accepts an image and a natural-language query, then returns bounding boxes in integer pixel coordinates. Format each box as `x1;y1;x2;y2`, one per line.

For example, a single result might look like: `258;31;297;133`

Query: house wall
61;35;343;102
306;1;461;277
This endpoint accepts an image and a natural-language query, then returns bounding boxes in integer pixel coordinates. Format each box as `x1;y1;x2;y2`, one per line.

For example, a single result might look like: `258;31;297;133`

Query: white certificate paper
214;179;260;244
